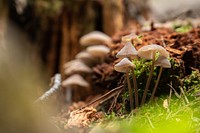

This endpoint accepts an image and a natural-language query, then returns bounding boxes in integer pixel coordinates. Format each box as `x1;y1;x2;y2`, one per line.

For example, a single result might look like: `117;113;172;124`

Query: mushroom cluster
114;33;171;109
62;31;112;104
114;34;139;109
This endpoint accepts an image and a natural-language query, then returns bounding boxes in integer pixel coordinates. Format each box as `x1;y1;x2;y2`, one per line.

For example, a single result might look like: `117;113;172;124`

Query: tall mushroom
116;35;139;107
114;58;136;110
138;44;169;105
62;74;90;103
150;56;171;101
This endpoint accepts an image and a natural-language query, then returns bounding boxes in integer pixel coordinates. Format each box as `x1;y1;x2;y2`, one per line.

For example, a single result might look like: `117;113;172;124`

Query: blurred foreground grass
96;93;200;133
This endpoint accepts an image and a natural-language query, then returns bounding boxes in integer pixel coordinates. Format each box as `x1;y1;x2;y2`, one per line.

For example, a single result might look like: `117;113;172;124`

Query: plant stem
150;66;163;101
131;67;139;108
126;69;134;110
141;54;156;105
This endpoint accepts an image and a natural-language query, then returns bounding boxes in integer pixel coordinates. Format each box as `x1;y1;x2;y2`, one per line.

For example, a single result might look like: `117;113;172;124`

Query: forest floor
53;20;200;133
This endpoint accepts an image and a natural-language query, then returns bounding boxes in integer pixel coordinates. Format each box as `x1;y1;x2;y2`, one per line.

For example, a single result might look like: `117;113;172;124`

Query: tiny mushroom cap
64;61;92;75
154;56;171;68
138;44;169;60
114;58;136;73
62;74;89;88
86;45;110;57
80;31;112;46
116;39;138;59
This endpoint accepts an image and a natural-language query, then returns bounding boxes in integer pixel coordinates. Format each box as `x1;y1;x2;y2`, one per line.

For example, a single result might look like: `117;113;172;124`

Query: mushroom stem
141;53;156;105
150;66;163;101
126;69;134;110
131;67;139;108
66;87;72;104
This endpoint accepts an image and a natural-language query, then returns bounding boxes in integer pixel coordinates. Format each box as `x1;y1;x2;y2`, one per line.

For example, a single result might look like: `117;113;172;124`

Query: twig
35;73;61;103
79;85;124;110
179;86;189;104
167;83;181;99
108;89;122;113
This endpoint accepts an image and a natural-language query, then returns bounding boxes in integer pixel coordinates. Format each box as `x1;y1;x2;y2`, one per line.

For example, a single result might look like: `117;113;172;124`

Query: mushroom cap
63;60;83;69
75;51;94;60
121;33;137;42
62;74;89;88
80;31;112;46
86;45;110;57
64;61;92;75
116;41;138;59
114;58;136;73
154;56;171;68
138;44;169;60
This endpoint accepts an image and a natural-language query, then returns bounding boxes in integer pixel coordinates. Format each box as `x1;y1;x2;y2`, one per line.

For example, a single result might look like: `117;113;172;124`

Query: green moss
173;24;193;33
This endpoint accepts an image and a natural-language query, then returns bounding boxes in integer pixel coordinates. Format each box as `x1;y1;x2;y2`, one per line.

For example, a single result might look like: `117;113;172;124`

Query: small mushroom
75;51;97;66
121;33;142;45
138;44;169;105
64;61;92;76
86;45;110;63
63;59;83;69
62;74;90;103
116;35;138;60
150;56;171;101
114;58;135;110
80;31;112;46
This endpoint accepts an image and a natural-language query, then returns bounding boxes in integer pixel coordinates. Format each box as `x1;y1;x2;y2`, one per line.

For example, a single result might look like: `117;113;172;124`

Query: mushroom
62;74;90;103
138;44;169;105
116;34;139;107
80;31;112;46
116;35;138;60
150;56;171;101
114;58;135;110
121;33;143;45
64;61;92;76
86;45;110;63
63;59;83;69
75;51;96;66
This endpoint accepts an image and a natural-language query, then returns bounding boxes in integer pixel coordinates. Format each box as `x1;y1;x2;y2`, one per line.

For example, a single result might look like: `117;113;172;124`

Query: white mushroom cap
62;74;89;88
116;41;138;59
138;44;169;60
80;31;112;46
154;56;171;68
114;58;136;73
63;60;83;69
64;61;92;75
121;33;137;42
75;51;94;61
86;45;110;57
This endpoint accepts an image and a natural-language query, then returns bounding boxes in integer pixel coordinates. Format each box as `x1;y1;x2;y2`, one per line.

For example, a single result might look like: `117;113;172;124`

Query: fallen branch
35;73;61;102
